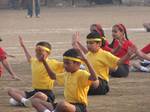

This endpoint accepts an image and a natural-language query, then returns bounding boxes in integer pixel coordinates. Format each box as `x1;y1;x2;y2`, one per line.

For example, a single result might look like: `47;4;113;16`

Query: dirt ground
0;5;150;112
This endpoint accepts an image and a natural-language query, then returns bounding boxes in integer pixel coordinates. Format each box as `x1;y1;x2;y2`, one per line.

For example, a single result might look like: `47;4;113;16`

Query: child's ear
47;51;50;55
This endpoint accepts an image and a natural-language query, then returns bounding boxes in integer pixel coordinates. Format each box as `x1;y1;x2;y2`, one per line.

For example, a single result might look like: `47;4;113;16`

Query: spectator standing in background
26;0;40;18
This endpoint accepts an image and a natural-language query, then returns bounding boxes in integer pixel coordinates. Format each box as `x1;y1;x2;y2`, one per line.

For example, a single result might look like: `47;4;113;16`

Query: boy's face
35;46;49;61
63;59;80;73
86;41;101;52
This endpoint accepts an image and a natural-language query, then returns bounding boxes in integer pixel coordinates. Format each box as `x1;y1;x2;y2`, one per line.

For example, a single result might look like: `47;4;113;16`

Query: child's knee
31;98;39;105
56;101;70;111
8;88;15;95
32;92;47;101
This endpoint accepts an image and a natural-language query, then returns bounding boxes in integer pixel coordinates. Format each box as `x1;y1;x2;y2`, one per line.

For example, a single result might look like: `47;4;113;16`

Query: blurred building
0;0;150;8
0;0;47;9
122;0;150;5
113;0;150;5
0;0;9;8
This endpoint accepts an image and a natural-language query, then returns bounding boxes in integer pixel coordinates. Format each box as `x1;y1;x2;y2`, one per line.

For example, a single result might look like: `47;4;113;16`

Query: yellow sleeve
49;59;64;73
29;57;34;64
56;73;65;86
103;51;120;69
78;71;92;87
55;61;64;73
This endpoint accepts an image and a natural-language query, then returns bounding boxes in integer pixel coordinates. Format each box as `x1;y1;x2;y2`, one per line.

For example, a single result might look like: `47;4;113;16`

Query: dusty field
0;5;150;112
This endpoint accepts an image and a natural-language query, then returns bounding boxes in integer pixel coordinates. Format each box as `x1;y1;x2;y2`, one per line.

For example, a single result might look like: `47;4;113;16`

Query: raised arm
18;36;31;63
72;32;88;54
40;54;56;80
76;46;97;81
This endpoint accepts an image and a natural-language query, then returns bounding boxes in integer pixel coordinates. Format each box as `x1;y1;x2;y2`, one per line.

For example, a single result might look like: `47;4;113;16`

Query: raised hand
18;35;31;63
36;47;45;62
72;32;80;49
11;75;22;81
18;35;25;47
38;54;45;62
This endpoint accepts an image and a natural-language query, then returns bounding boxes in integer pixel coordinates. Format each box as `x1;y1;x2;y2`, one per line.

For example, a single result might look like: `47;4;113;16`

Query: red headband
116;24;126;33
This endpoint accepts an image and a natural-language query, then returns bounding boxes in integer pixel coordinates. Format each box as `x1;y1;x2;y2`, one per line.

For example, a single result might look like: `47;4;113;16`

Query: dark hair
109;39;116;48
87;32;101;40
90;24;105;37
110;24;129;48
0;37;2;41
114;24;129;40
36;41;51;50
87;31;105;47
63;48;80;59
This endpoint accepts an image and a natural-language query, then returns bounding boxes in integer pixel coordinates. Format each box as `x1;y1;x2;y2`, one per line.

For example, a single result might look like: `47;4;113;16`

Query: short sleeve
56;73;65;86
48;59;64;73
103;51;120;69
78;71;92;87
0;48;6;61
29;57;34;64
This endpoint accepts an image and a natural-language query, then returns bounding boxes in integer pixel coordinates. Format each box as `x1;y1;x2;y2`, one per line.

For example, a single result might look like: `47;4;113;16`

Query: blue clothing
27;0;40;16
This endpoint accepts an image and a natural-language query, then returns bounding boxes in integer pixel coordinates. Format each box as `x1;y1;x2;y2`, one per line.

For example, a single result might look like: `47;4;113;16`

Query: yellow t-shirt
86;49;119;81
56;69;91;106
30;57;64;90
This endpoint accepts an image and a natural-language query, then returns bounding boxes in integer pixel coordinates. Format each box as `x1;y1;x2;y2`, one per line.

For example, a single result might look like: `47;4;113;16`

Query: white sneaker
130;66;138;72
26;15;32;18
23;99;32;107
9;98;19;106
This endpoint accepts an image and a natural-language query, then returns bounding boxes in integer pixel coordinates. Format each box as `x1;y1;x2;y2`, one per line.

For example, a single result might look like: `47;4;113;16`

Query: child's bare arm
118;44;136;65
40;55;56;80
136;50;150;61
76;46;97;81
2;59;21;80
83;57;97;81
18;36;31;63
3;51;15;58
111;44;122;54
72;32;88;54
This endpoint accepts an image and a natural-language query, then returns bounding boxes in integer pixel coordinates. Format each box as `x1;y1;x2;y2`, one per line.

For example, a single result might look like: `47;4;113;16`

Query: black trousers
88;78;109;95
110;64;129;78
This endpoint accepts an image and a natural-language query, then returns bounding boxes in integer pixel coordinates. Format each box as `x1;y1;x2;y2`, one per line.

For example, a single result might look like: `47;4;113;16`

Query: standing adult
27;0;40;18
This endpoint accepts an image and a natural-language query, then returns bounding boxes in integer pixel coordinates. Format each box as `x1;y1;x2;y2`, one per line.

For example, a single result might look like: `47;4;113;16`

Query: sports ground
0;5;150;112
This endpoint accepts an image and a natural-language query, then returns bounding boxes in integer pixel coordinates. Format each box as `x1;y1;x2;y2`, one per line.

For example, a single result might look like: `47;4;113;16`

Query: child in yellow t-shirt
72;32;136;95
30;48;97;112
7;36;64;107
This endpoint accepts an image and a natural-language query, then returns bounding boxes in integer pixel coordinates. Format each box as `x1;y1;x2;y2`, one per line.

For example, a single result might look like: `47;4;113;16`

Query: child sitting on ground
72;32;136;95
8;36;64;107
30;48;97;112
